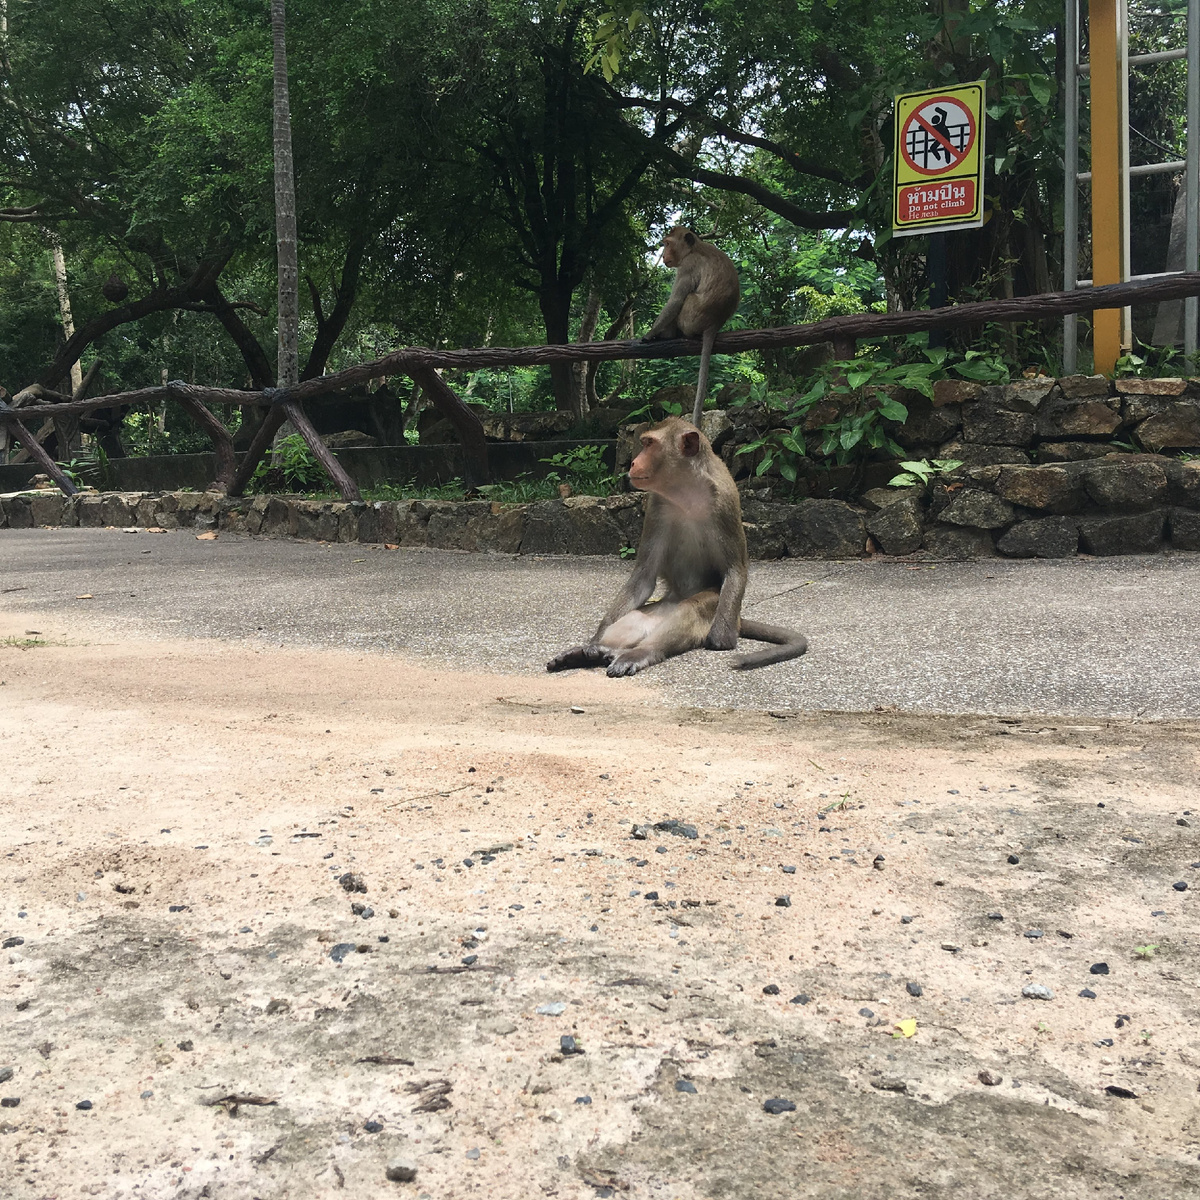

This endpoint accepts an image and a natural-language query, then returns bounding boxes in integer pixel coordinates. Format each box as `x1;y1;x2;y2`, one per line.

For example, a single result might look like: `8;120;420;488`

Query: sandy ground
2;536;1200;1199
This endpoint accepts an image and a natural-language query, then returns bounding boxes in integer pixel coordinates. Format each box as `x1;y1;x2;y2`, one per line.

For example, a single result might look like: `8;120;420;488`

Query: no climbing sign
892;81;985;236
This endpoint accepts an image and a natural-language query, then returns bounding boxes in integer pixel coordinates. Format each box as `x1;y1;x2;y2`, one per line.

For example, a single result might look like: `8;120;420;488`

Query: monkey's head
629;417;707;496
661;225;697;268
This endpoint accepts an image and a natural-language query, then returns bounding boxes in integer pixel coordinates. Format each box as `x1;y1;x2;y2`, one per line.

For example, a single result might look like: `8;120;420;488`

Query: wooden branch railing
5;271;1200;500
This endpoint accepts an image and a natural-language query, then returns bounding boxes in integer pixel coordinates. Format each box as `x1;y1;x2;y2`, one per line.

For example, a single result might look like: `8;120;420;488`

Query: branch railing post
0;404;78;495
409;366;491;489
167;381;237;492
8;271;1200;498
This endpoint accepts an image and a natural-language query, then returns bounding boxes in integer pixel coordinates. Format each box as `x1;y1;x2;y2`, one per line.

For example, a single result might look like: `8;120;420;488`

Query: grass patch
2;636;48;650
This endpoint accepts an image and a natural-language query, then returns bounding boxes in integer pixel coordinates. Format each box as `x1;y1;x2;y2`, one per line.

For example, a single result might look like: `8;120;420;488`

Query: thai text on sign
892;82;985;236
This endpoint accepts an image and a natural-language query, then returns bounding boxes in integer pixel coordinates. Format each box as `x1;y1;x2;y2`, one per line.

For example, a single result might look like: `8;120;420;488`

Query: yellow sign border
892;81;986;236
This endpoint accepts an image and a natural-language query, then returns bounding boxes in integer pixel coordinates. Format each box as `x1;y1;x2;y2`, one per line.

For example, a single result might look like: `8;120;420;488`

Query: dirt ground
1;607;1199;1200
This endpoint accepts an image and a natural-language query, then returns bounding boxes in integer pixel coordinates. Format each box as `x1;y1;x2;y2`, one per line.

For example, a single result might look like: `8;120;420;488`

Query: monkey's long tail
732;619;808;670
692;326;718;426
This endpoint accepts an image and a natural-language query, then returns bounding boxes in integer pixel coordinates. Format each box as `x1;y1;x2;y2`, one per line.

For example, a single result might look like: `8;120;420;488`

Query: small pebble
168;905;187;913
762;984;780;996
328;942;356;963
986;912;1004;921
1079;988;1097;999
775;896;791;908
574;1095;592;1104
644;891;659;901
560;1035;582;1055
1;1098;19;1108
781;865;796;875
386;1158;418;1182
177;1040;193;1052
0;1067;12;1084
906;982;923;997
1021;983;1054;1001
1090;962;1109;975
790;993;810;1005
2;937;24;949
762;1098;796;1114
1105;1085;1138;1099
1024;929;1043;939
978;1070;1003;1087
900;916;913;925
675;1080;698;1094
1173;881;1188;892
75;1100;93;1110
859;1008;874;1018
1007;854;1020;865
536;1002;566;1016
465;1147;481;1160
873;855;885;870
462;954;478;966
140;1090;153;1099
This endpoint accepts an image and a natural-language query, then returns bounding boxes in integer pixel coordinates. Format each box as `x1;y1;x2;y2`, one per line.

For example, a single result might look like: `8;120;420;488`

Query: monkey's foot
546;644;612;672
605;651;663;678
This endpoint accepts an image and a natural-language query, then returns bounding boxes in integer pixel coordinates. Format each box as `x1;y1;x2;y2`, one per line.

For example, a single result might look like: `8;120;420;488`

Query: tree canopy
1;0;1186;427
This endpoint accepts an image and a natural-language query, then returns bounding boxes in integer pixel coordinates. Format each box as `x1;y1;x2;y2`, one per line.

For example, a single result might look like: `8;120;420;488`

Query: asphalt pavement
2;527;1199;719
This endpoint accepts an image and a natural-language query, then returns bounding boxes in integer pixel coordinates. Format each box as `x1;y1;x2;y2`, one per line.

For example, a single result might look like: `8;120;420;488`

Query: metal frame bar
1065;0;1198;371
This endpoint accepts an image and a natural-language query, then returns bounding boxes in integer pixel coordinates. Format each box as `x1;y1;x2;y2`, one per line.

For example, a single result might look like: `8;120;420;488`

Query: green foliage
889;458;964;488
57;444;116;491
249;434;326;493
537;443;617;494
1133;944;1159;960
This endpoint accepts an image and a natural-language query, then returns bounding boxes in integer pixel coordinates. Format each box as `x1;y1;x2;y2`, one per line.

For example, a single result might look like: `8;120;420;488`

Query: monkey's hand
705;622;739;652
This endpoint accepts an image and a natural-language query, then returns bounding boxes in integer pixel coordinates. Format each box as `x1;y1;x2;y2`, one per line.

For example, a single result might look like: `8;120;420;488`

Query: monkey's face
629;424;701;495
660;226;694;269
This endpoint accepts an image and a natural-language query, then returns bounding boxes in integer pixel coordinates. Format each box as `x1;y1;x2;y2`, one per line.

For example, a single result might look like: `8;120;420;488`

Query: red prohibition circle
900;95;977;178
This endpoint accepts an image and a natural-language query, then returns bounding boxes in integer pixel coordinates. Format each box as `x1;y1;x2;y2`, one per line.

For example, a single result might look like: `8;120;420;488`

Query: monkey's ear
680;430;701;458
684;232;696;247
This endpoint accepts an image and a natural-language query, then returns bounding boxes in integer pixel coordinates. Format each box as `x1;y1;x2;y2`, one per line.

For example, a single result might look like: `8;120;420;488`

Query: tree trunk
572;287;602;420
47;233;82;457
271;0;300;454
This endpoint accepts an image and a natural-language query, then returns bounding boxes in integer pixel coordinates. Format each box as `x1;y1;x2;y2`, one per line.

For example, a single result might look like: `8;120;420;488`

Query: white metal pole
1065;0;1080;373
1187;0;1199;360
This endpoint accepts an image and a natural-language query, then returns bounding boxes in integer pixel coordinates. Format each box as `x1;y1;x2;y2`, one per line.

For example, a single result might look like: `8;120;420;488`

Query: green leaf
779;460;798;482
877;398;909;422
840;428;863;451
846;369;875;389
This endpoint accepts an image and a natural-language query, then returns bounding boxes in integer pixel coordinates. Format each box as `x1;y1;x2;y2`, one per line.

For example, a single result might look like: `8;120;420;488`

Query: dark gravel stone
0;1068;11;1084
1090;962;1110;975
140;1090;153;1099
1079;988;1097;999
560;1035;582;1056
463;858;475;868
329;942;357;963
781;865;796;874
364;1120;384;1133
2;937;24;949
75;1100;93;1110
0;1098;19;1108
986;912;1004;920
978;1070;1003;1086
900;915;914;924
762;984;780;995
1173;880;1189;891
1024;929;1044;939
674;1080;698;1094
775;896;791;907
655;819;698;839
177;1040;194;1052
575;1095;592;1104
168;905;188;913
339;872;367;894
643;891;659;901
873;855;885;870
385;1158;418;1182
1105;1085;1139;1099
462;954;478;966
790;994;811;1005
1007;854;1020;864
859;1008;874;1018
763;1098;796;1115
906;982;923;997
655;846;668;855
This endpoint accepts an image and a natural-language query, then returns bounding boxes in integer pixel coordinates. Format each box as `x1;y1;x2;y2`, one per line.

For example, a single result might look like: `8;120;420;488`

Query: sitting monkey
547;417;807;677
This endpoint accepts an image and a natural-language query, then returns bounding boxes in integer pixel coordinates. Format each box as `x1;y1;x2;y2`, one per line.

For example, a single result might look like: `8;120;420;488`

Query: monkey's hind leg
546;644;614;672
605;648;666;678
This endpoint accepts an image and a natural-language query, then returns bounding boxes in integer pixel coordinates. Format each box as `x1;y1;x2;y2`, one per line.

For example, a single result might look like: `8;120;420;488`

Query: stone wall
4;376;1200;560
